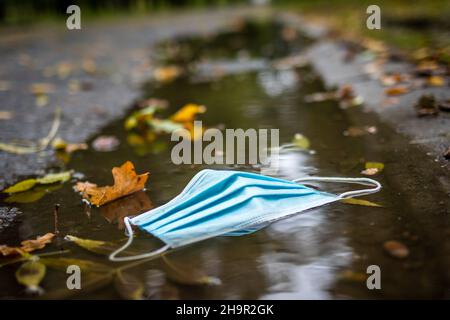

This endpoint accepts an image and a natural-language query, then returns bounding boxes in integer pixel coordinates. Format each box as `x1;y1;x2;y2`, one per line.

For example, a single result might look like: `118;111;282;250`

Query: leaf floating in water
361;162;384;175
74;161;149;206
148;118;184;134
115;271;144;300
340;198;382;207
5;184;62;204
383;240;409;259
15;260;46;294
0;233;55;257
162;256;221;286
170;103;206;123
385;86;409;96
64;235;118;255
2;179;37;194
427;75;445;87
36;171;72;185
292;133;310;150
2;171;72;201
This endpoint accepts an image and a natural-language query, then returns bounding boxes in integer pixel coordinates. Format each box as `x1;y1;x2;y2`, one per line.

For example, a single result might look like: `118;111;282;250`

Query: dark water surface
1;20;448;299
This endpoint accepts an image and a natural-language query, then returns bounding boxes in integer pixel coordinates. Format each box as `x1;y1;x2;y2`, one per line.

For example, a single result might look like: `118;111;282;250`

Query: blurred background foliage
0;0;448;51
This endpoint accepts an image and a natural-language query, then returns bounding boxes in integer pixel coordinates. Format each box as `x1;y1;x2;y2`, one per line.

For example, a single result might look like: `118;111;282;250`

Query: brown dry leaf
385;86;408;96
74;161;149;207
0;233;55;257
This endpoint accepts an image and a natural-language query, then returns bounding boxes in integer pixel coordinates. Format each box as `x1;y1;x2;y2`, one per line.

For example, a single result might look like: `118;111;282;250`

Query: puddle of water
0;20;447;299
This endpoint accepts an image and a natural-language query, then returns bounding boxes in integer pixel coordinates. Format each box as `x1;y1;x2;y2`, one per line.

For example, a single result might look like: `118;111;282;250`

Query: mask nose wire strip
109;217;170;262
292;177;381;199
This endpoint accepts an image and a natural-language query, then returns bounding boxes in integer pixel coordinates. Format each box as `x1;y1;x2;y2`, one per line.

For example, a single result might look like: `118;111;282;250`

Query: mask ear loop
292;177;381;199
109;217;171;262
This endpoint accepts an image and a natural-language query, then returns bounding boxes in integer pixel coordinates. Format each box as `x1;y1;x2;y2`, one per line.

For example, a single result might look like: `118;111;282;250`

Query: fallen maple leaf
74;161;149;206
0;233;55;257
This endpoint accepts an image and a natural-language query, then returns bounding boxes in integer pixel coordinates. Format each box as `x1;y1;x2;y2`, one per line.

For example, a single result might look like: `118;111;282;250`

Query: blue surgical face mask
109;169;381;261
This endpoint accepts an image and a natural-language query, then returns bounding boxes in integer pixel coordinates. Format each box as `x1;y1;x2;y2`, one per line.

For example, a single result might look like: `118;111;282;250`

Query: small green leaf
36;171;72;184
115;271;144;300
365;162;384;171
340;198;382;207
15;260;46;294
292;133;310;150
3;179;37;194
148;119;183;134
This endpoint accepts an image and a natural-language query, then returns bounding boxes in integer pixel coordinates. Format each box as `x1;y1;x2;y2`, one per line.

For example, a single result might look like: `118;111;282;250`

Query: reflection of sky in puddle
258;149;353;299
257;69;299;97
260;211;353;299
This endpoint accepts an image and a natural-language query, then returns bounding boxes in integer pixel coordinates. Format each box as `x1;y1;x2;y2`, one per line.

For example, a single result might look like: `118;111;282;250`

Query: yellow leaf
15;260;46;294
64;235;116;255
74;161;149;206
340;198;382;207
170;103;206;123
292;133;310;150
3;179;37;194
427;76;445;87
365;162;384;171
37;171;72;185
